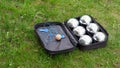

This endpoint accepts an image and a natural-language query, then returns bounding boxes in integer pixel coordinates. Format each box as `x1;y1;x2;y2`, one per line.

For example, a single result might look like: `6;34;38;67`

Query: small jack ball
55;34;62;41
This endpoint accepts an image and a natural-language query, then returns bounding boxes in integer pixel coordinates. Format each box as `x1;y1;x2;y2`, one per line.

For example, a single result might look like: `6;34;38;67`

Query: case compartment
64;16;109;50
34;22;77;54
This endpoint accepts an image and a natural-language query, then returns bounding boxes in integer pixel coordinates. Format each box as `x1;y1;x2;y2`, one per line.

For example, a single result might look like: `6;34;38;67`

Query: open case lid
34;22;78;54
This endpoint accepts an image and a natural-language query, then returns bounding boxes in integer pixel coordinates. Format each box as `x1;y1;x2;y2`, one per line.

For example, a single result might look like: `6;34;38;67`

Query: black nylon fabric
36;23;75;52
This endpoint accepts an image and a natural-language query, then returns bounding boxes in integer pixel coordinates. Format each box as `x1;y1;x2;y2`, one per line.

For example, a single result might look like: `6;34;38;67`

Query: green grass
0;0;120;68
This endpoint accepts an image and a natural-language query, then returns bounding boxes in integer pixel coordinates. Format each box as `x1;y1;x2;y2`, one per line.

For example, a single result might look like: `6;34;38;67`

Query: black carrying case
34;16;109;54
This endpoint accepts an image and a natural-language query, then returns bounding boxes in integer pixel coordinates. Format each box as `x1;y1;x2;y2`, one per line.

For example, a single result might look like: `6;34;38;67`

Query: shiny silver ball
79;35;92;46
67;18;79;28
93;32;106;42
86;23;99;33
79;15;91;25
73;26;86;37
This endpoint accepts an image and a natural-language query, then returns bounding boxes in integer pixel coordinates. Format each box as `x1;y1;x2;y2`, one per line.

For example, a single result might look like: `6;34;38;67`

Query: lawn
0;0;120;68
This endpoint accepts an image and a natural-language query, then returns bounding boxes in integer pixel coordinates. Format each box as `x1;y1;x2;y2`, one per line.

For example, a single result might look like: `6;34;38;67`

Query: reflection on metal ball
67;18;79;28
80;15;91;25
86;23;99;33
79;35;92;46
93;32;106;42
73;26;86;37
